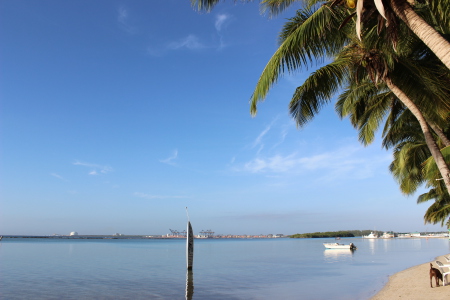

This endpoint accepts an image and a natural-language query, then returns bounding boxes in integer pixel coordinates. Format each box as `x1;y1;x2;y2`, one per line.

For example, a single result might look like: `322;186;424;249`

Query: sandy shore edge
371;253;450;299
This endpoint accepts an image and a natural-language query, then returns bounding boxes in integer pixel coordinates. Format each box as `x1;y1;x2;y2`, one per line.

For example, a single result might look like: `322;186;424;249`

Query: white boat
363;232;378;239
380;232;394;238
323;242;356;249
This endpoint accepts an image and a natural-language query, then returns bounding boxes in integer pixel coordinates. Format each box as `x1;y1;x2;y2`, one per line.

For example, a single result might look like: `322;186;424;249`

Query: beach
371;253;450;300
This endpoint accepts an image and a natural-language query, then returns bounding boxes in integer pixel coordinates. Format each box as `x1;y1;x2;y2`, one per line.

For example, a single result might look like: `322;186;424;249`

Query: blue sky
1;0;446;236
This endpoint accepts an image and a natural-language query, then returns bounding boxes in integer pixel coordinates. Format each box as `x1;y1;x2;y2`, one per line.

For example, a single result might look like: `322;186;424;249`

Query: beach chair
444;255;450;263
435;261;450;286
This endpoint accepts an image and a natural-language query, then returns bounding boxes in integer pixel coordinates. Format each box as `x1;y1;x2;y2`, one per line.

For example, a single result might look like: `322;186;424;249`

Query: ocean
0;237;448;299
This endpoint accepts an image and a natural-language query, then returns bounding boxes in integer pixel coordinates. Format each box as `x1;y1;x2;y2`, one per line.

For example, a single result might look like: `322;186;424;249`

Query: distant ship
363;232;378;239
380;232;395;239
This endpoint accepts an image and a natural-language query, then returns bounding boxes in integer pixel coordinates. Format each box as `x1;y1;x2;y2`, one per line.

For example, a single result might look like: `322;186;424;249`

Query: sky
0;0;447;236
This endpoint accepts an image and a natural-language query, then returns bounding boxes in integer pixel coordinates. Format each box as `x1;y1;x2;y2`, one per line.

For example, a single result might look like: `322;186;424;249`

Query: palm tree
249;3;450;193
389;127;450;227
193;0;450;190
379;110;450;226
190;0;450;69
418;189;450;228
418;144;450;228
335;53;450;226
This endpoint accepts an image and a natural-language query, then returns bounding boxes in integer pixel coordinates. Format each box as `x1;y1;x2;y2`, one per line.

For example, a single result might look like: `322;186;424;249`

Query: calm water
0;237;449;299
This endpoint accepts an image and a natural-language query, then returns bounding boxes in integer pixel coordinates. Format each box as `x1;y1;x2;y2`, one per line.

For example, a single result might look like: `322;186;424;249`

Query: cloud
117;6;136;34
118;7;128;24
51;173;67;181
214;14;231;50
168;35;205;50
236;145;388;181
243;153;299;173
252;117;280;149
215;14;230;32
166;15;230;52
73;161;113;175
160;150;178;165
147;13;231;56
133;192;189;200
270;127;289;150
253;125;271;148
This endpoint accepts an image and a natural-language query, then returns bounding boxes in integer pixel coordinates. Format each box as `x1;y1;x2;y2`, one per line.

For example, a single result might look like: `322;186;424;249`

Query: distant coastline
0;234;288;240
2;230;449;240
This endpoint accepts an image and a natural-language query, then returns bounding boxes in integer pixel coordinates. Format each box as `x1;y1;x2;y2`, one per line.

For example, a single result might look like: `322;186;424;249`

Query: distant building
69;232;78;236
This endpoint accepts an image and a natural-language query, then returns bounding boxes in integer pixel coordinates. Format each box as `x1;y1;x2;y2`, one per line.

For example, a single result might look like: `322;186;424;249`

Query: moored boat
380;232;394;238
363;232;378;239
323;242;357;250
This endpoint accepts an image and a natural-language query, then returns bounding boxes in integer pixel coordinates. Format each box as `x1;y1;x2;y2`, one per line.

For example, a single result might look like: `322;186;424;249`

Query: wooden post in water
185;269;194;300
186;207;194;270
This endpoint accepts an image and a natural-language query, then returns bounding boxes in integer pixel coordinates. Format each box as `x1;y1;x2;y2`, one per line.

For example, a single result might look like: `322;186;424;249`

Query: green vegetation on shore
290;230;376;238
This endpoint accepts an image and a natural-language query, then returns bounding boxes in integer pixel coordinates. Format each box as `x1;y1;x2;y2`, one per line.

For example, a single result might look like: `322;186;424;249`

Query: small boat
323;242;356;250
363;232;378;239
380;232;394;239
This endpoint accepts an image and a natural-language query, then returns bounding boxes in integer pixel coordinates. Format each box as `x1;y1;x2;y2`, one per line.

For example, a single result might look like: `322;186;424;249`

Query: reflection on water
367;238;376;254
186;270;194;300
0;238;448;300
323;249;355;262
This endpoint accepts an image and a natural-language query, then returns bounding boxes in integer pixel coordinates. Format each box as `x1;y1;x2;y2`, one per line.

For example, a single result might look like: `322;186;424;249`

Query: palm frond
289;56;351;126
190;0;224;11
260;0;300;16
389;140;429;194
250;5;349;115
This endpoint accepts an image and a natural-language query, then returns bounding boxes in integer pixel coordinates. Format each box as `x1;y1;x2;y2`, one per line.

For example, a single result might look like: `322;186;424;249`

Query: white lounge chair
444;255;450;263
435;261;450;286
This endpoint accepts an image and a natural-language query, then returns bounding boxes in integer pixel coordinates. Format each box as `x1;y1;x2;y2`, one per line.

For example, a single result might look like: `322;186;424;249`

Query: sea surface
0;237;449;300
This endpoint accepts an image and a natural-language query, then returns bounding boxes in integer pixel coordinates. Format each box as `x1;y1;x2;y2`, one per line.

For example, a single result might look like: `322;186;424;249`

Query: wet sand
371;253;450;300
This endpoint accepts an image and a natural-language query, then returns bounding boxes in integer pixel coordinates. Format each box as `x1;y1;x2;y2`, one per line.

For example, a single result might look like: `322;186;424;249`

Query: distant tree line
290;230;380;238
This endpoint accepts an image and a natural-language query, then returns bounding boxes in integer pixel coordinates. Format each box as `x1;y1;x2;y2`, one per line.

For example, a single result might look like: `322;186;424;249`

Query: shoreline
371;253;450;299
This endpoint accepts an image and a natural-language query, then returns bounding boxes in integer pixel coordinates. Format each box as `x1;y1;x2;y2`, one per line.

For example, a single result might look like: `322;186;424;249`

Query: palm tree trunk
385;77;450;193
390;0;450;70
429;123;450;147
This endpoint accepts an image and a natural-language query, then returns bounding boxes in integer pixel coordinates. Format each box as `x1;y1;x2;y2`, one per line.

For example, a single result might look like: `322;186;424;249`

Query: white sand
371;254;450;300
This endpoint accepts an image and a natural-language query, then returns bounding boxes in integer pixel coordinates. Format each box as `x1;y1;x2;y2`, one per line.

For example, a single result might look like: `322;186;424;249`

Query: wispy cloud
253;125;271;148
270;126;289;150
160;150;178;165
215;14;230;32
243;153;299;173
168;35;205;50
51;173;67;181
73;161;113;175
252;117;279;149
214;13;231;50
235;145;388;181
148;13;231;56
117;6;137;34
133;192;189;200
